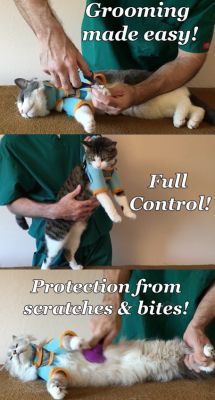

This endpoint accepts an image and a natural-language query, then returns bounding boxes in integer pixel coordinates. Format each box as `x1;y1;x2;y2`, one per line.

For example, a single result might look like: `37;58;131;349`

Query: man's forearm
190;283;215;330
134;51;206;104
7;197;56;219
14;0;62;39
103;270;131;305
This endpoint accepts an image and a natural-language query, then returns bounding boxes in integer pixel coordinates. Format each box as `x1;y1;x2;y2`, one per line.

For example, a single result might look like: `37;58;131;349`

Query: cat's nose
13;350;16;355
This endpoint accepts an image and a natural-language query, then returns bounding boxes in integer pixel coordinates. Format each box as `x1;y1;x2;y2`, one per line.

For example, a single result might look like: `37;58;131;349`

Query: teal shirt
82;0;215;71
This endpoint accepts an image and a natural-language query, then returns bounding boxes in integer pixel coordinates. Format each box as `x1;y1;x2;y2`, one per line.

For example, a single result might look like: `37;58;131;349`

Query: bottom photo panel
0;269;215;400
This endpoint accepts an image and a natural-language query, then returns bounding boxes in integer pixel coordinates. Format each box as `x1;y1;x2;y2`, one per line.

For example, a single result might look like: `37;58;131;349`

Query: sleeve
87;164;109;196
109;170;124;194
179;1;215;53
0;138;36;205
44;330;77;354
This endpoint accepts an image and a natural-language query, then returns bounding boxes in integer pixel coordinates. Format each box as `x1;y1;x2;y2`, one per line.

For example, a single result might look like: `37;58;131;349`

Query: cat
5;332;215;400
16;136;136;270
14;69;215;133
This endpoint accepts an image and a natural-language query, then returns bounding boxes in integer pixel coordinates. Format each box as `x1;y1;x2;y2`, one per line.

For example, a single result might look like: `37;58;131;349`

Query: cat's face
83;137;118;170
15;78;49;119
6;335;34;378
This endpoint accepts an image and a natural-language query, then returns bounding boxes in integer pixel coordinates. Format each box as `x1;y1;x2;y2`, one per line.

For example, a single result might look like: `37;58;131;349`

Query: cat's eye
15;344;18;348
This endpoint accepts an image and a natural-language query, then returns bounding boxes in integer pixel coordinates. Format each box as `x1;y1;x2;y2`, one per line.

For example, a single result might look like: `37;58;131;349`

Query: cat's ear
81;140;93;150
26;335;36;342
109;141;117;146
14;78;29;89
12;335;17;341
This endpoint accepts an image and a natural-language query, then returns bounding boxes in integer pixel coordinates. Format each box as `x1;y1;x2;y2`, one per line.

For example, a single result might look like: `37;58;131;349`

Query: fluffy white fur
5;335;215;400
16;80;205;132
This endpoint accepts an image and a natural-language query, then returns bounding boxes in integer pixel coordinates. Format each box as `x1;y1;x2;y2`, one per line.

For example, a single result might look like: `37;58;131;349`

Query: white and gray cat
15;70;214;133
5;333;215;400
16;136;136;270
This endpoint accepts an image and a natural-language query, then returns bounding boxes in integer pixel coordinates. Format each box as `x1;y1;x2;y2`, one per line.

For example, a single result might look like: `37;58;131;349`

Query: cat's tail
190;94;215;125
15;216;29;230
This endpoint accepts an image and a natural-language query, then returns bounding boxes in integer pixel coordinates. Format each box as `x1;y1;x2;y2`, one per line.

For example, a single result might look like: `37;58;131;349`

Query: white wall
0;135;215;267
0;0;214;87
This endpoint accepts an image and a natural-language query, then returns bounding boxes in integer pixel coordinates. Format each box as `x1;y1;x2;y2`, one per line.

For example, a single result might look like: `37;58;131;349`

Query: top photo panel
0;0;215;135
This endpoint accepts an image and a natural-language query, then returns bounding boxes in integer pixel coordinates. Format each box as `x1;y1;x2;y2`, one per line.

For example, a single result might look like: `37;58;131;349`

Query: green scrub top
82;0;215;71
0;135;112;266
117;270;215;344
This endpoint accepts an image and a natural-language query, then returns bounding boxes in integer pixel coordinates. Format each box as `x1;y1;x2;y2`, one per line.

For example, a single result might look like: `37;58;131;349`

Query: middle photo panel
0;134;214;269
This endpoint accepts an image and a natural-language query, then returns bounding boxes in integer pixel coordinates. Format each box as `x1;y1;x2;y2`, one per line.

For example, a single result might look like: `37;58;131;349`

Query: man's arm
90;269;131;348
7;185;98;222
183;282;215;372
92;50;207;112
14;0;91;90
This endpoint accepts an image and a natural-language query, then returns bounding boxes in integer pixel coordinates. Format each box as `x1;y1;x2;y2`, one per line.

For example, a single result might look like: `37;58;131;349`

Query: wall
0;135;215;267
0;0;214;87
0;270;103;363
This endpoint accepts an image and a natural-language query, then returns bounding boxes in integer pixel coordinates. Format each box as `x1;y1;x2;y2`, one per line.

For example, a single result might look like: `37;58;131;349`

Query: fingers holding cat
39;26;91;91
52;185;98;222
92;83;137;114
183;323;212;372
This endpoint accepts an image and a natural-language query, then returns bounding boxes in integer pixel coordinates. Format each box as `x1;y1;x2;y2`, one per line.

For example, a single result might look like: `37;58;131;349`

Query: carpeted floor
0;371;215;400
0;86;215;135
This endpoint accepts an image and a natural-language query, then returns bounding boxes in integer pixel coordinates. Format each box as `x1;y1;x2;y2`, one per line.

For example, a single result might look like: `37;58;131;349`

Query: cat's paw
41;262;50;270
203;344;215;358
83;118;96;134
70;336;87;351
69;262;83;270
123;209;137;220
48;381;67;400
111;213;122;223
187;119;200;129
173;118;186;128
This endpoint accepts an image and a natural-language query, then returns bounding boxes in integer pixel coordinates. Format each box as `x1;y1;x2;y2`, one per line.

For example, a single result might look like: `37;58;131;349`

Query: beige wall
0;135;215;267
0;0;214;87
0;270;103;363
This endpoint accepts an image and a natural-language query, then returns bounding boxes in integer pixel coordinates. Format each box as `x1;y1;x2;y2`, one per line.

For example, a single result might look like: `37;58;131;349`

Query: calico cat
14;70;215;133
5;332;215;400
16;136;136;270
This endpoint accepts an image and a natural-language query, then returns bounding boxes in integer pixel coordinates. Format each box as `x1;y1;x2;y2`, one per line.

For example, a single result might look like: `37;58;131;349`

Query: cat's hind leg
114;192;136;220
47;372;68;400
187;106;205;129
41;235;66;270
64;222;87;270
173;98;191;128
75;105;96;133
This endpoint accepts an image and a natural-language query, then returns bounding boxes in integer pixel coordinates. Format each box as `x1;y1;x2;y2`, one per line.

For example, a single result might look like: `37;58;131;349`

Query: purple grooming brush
82;340;106;364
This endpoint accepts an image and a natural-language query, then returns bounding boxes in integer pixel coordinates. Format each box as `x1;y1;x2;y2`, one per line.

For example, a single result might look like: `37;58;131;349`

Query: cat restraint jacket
32;330;106;382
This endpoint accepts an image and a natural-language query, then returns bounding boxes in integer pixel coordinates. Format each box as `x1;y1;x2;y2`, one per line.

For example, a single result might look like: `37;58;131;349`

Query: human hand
183;322;212;372
52;185;98;221
39;26;91;91
89;293;122;349
92;83;138;114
